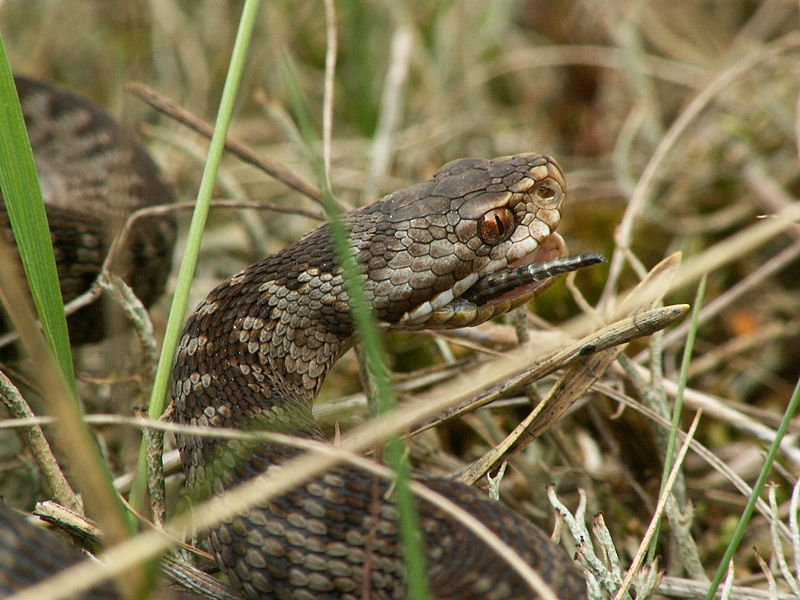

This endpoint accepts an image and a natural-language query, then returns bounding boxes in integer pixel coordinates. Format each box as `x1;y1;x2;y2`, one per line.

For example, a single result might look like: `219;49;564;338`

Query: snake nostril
478;207;515;244
534;181;562;208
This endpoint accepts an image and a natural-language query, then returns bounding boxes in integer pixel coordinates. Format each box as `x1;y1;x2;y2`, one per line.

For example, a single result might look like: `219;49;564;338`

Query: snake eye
478;207;515;244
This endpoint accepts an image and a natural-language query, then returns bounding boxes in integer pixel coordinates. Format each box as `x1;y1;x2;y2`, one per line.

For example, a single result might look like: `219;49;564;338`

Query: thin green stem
281;53;430;600
648;274;706;561
704;376;800;600
128;0;263;513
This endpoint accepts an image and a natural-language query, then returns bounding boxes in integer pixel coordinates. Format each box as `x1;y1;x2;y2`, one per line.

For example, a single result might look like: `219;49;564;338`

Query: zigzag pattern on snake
0;78;589;599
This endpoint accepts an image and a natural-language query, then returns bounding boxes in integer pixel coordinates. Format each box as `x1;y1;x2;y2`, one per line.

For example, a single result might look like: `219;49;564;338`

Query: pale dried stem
6;421;566;600
688;321;800;379
414;304;687;436
34;501;244;600
363;25;413;202
0;223;141;595
647;239;800;359
753;551;778;600
0;199;323;352
322;0;336;185
612;18;664;145
449;256;681;482
623;361;800;466
96;273;158;392
767;485;799;595
796;93;800;159
127;82;322;202
1;304;685;600
658;575;796;600
723;562;736;600
0;372;80;511
547;488;610;597
481;45;705;89
792;480;800;586
595;382;793;542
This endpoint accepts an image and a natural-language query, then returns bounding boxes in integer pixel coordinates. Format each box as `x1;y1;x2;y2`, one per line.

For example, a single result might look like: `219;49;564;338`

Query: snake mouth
467;233;568;307
397;233;606;330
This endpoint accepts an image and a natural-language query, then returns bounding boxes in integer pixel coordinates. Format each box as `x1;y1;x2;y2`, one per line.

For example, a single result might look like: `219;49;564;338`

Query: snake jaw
478;232;568;305
395;233;567;330
392;273;480;328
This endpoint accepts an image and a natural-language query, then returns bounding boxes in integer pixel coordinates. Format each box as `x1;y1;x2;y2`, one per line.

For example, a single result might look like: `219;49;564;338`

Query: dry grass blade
0;373;78;510
457;252;683;491
6;419;566;600
658;576;796;600
456;264;682;484
596;381;793;543
626;361;800;467
481;45;705;88
652;239;800;358
415;303;687;437
0;198;323;351
126;82;321;202
0;237;140;591
33;501;245;600
613;411;702;599
602;31;800;303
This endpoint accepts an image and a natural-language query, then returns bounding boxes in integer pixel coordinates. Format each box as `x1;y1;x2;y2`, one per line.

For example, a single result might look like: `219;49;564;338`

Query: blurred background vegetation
2;0;799;597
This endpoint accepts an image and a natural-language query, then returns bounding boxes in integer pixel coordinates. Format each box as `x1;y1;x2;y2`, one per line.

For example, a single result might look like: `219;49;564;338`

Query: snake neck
172;225;357;489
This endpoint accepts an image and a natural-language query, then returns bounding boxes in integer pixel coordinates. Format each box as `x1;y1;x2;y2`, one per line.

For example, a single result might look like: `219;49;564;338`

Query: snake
0;78;594;599
0;76;176;345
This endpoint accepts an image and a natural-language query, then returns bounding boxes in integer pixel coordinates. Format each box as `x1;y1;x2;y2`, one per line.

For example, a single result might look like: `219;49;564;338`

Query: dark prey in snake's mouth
463;250;606;306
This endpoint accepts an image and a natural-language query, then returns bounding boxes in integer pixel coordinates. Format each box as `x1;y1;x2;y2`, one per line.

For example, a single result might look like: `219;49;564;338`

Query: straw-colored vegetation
1;1;799;598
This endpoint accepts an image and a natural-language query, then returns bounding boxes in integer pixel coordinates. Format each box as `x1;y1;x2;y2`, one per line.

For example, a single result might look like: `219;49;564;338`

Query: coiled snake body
1;79;587;599
0;76;176;344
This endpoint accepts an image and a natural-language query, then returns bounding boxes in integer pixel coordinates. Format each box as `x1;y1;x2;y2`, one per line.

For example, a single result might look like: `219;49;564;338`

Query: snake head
360;153;582;331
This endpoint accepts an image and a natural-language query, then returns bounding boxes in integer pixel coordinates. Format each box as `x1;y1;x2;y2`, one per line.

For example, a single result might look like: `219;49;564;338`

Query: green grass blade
0;37;75;386
280;53;430;600
704;376;800;600
0;32;147;596
128;0;264;512
648;274;707;561
340;0;380;134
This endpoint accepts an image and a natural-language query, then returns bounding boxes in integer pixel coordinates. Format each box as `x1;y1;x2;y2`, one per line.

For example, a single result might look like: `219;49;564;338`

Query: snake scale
0;78;590;599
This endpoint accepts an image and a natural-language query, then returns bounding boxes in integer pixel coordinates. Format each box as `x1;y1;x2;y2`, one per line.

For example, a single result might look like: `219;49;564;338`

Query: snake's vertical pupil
478;207;515;244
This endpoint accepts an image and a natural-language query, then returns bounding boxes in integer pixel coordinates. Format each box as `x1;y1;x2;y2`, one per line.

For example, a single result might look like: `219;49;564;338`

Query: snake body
172;154;585;599
0;76;175;344
0;79;587;599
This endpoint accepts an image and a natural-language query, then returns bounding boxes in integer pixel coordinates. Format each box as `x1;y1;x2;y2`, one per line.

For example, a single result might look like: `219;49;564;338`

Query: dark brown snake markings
0;78;587;599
